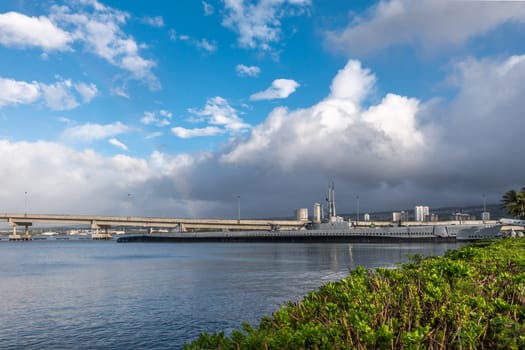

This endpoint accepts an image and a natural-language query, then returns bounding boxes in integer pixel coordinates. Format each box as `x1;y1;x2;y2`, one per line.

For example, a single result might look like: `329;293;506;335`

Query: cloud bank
1;55;524;218
326;0;525;55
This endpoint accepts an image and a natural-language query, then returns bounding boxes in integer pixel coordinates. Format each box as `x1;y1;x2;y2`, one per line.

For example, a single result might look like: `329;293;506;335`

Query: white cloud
40;80;80;110
168;29;177;41
0;77;97;110
110;86;130;98
40;79;98;110
188;96;250;132
0;139;202;217
140;111;157;125
140;110;171;127
75;82;98;103
171;32;217;52
203;1;214;16
221;0;311;51
108;138;128;150
0;11;72;51
62;121;130;141
50;2;160;90
1;4;159;89
57;117;72;124
0;78;40;107
159;110;172;118
250;79;299;100
140;16;164;27
157;120;170;127
171;126;224;139
236;64;261;77
223;59;428;180
196;38;217;52
330;60;375;103
145;131;163;139
326;0;525;55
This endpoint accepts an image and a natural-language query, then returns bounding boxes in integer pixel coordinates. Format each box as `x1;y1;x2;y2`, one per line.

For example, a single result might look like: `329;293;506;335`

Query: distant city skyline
1;1;524;218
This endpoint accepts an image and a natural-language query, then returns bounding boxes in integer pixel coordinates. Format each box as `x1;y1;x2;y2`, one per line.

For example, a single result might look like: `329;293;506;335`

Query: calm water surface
0;241;463;349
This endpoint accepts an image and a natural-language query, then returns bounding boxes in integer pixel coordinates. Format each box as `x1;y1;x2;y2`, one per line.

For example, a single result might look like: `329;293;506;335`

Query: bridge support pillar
8;220;32;241
91;222;112;240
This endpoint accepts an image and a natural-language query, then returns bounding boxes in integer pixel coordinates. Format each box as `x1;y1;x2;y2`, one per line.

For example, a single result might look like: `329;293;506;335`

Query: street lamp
237;195;241;223
356;195;360;226
127;193;134;215
24;191;28;215
482;194;487;223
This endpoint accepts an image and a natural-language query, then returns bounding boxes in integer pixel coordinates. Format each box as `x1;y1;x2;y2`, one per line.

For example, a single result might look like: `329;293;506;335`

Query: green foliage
184;239;525;349
501;187;525;219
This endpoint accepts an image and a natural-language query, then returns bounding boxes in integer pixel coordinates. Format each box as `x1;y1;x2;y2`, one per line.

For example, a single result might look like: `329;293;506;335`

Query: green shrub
185;239;525;349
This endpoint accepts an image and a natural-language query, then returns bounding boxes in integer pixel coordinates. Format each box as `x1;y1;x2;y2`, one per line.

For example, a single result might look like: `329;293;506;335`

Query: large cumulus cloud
1;56;524;219
222;60;430;185
187;55;525;216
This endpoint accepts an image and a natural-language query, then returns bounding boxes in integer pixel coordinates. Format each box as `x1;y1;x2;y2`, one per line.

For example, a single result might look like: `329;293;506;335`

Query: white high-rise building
392;212;402;222
415;206;430;222
392;211;409;222
313;203;322;224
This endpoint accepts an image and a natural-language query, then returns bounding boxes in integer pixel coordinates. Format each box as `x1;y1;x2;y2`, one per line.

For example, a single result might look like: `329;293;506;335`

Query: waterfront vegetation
185;239;525;349
501;186;525;219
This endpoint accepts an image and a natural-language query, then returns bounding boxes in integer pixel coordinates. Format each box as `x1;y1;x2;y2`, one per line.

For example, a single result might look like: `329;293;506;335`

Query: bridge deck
0;213;307;231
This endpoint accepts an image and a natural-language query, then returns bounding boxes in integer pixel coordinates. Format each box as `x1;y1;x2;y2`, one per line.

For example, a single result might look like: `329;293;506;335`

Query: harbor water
0;241;463;349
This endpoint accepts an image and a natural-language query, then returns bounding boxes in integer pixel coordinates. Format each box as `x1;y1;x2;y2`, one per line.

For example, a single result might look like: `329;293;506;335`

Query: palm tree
501;188;525;219
519;189;525;219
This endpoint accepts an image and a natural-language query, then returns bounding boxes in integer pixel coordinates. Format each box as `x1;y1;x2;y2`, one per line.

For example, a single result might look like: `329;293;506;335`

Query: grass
185;239;525;349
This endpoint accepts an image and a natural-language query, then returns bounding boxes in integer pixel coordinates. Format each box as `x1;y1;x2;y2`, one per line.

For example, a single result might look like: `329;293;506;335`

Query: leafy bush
185;239;525;349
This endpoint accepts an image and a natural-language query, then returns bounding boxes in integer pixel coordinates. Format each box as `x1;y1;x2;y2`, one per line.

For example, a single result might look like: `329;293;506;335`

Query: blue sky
1;0;525;219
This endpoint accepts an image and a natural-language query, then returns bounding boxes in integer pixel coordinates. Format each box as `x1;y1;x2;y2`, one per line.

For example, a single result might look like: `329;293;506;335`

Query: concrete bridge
0;213;308;240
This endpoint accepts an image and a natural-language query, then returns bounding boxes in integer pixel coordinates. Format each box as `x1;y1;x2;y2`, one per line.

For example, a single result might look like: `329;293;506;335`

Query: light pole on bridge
237;195;241;224
482;194;487;223
127;193;134;215
356;195;360;227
